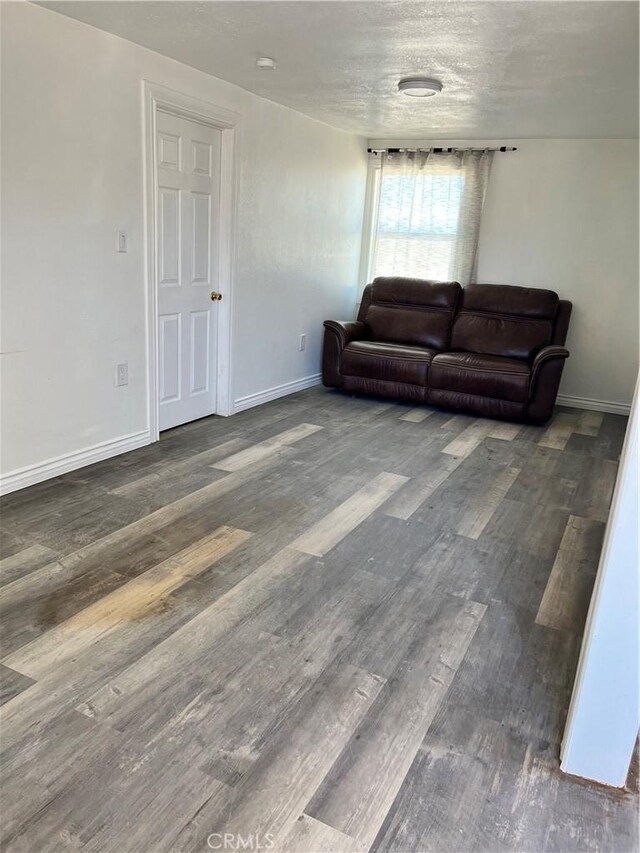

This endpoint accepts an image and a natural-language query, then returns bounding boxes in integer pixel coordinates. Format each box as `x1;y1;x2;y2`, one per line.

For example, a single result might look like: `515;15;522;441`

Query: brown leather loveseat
322;277;572;424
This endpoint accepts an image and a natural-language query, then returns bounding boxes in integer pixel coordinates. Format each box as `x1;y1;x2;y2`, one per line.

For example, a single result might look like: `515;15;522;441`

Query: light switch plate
116;363;128;386
116;230;128;253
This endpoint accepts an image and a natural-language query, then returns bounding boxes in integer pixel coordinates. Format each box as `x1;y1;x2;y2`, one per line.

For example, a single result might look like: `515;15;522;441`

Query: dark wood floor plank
0;543;59;588
306;596;486;848
0;664;34;706
132;569;394;782
110;436;247;496
196;661;385;850
412;532;544;610
571;457;618;522
372;717;637;853
2;713;229;853
0;562;127;657
373;598;634;852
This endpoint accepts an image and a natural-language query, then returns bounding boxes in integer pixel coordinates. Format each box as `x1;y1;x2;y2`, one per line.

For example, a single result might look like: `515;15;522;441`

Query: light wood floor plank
383;455;464;520
279;813;363;853
489;422;522;441
538;412;578;450
575;410;605;437
536;515;604;632
289;471;408;556
399;408;432;423
3;526;251;678
213;423;323;472
456;466;521;539
442;419;493;457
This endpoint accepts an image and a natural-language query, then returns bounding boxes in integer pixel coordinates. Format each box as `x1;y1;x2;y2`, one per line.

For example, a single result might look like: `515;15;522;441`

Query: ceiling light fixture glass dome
398;77;443;97
256;57;277;70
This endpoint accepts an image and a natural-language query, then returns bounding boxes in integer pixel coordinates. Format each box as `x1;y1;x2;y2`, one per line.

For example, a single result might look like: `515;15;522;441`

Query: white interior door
156;110;222;431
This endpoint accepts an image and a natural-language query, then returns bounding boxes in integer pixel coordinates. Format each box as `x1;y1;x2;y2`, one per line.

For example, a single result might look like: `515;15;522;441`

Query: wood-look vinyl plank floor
0;387;635;853
3;526;252;678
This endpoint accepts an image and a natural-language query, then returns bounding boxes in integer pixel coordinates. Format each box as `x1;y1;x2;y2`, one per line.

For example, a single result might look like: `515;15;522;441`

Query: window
363;150;494;288
375;172;465;281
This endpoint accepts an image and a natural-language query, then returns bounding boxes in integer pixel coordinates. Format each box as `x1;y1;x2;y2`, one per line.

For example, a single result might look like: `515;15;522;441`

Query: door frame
143;81;241;440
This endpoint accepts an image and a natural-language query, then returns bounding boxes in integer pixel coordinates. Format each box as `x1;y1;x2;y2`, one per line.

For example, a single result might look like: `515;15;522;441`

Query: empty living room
0;1;638;851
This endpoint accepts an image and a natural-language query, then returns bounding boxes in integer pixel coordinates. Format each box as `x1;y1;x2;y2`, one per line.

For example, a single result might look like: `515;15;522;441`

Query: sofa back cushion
360;277;462;350
451;284;559;359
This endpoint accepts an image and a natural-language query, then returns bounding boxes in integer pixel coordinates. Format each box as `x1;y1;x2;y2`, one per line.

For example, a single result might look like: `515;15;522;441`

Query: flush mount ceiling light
256;57;277;70
398;76;443;97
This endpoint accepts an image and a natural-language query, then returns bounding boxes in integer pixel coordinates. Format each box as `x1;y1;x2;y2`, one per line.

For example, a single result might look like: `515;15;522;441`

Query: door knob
210;291;222;301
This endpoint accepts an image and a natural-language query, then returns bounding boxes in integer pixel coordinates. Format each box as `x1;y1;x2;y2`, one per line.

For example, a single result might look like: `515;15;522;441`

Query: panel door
156;110;222;431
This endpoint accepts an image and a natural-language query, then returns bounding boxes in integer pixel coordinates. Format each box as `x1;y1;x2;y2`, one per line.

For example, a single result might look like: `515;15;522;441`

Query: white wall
560;377;639;787
369;138;639;411
0;2;367;489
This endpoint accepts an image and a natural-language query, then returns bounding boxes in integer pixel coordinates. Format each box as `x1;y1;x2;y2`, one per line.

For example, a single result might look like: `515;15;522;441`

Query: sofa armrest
322;320;368;388
530;345;570;389
526;345;570;424
323;320;368;349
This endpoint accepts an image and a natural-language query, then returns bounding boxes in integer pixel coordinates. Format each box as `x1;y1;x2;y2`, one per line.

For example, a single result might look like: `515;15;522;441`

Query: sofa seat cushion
430;352;531;403
342;341;435;386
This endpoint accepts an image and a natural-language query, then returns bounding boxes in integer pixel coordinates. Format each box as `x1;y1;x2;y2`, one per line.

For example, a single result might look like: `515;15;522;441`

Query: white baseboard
0;387;626;496
233;373;322;414
556;394;631;416
0;429;152;496
2;373;323;494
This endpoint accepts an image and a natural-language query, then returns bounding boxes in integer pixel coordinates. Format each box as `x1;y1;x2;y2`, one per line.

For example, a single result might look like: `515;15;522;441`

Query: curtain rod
367;146;517;154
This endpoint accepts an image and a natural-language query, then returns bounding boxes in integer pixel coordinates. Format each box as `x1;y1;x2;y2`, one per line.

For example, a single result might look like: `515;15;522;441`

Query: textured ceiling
40;1;639;138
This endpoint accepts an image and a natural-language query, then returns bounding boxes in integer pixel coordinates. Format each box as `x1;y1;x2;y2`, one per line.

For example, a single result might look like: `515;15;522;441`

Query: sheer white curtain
372;149;494;286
